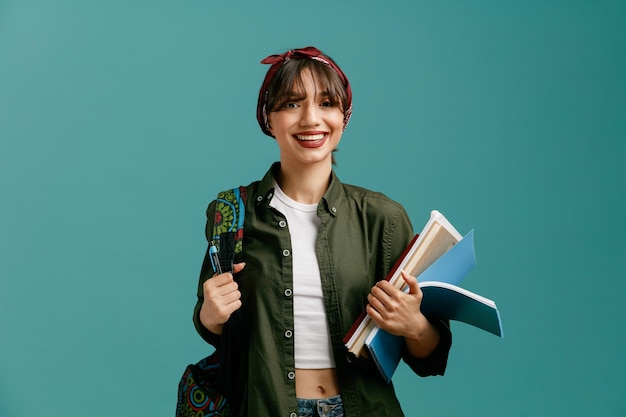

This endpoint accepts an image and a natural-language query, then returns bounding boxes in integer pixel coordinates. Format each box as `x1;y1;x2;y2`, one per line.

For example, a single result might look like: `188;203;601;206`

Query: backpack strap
212;186;246;273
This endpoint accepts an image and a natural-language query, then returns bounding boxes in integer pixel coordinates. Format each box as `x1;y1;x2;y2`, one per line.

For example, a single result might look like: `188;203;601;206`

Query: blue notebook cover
364;230;503;383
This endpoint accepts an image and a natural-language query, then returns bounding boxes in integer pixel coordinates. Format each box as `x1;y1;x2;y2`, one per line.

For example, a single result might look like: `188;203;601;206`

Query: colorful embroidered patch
213;186;246;255
176;353;232;416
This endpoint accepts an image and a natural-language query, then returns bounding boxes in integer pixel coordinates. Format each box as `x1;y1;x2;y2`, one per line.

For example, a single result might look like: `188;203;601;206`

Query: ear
266;114;274;137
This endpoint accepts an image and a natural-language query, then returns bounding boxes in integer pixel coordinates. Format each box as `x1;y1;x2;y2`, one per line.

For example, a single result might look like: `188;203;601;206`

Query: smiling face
267;68;345;169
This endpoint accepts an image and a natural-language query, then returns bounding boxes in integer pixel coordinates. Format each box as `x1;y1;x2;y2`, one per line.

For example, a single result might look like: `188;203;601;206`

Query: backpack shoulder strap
211;186;247;272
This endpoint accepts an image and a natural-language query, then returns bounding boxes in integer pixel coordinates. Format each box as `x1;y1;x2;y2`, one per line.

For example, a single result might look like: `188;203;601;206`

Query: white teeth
296;134;324;141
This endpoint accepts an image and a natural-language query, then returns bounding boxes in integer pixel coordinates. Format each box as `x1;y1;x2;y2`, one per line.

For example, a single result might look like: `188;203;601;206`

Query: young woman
193;46;452;417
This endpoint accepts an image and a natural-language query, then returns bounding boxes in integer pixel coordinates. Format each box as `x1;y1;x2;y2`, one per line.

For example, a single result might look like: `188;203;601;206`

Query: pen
209;241;222;274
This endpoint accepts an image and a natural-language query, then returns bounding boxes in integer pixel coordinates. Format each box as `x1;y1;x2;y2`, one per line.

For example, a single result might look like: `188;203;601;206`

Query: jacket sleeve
192;200;221;347
402;319;452;376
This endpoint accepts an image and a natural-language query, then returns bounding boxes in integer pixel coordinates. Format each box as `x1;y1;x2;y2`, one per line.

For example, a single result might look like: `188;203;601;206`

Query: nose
299;103;321;127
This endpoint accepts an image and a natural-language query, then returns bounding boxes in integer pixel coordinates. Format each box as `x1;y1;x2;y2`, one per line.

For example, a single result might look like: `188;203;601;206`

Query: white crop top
269;183;336;369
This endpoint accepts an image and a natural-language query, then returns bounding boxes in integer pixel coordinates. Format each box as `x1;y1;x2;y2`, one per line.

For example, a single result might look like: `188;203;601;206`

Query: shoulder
334;182;413;237
342;183;399;203
340;183;406;215
204;167;273;215
327;170;403;209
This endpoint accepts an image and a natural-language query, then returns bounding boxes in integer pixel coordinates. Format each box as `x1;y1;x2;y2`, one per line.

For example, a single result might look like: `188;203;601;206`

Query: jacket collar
254;162;344;217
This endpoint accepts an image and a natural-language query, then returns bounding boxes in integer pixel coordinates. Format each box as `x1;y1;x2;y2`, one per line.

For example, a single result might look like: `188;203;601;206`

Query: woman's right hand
199;262;246;335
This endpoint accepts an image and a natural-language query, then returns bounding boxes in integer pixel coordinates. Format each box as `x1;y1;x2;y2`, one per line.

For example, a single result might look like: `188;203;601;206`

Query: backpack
175;186;246;417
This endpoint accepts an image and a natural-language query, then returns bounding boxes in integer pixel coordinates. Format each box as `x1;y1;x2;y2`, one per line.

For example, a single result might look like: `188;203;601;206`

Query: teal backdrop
1;1;625;415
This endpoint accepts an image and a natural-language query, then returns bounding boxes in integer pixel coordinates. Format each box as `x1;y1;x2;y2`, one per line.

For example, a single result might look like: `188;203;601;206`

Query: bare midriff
295;368;340;399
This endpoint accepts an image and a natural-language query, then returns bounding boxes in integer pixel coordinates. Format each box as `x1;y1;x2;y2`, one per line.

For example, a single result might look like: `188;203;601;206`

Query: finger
211;262;245;279
217;281;240;298
401;270;423;304
210;271;236;286
367;292;387;315
374;280;398;299
204;276;237;298
371;284;403;315
221;288;242;305
370;285;393;310
232;262;246;274
225;299;243;314
401;270;419;294
365;303;383;323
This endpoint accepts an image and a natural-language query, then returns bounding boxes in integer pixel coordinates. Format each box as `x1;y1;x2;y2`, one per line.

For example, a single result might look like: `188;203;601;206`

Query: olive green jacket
194;163;451;417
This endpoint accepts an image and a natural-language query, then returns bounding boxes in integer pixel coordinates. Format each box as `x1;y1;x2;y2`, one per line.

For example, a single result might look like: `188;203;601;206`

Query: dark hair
265;59;349;116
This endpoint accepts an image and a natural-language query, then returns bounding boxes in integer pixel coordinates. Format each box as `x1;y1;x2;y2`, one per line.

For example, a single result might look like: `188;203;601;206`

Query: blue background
1;1;625;415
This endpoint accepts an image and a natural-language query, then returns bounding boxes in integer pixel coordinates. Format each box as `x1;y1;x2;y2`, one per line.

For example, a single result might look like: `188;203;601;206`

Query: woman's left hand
366;270;441;357
366;270;428;340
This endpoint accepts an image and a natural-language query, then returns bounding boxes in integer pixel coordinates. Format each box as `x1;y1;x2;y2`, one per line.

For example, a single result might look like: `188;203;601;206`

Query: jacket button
287;371;295;380
284;329;293;338
282;249;290;257
279;220;287;228
284;288;292;297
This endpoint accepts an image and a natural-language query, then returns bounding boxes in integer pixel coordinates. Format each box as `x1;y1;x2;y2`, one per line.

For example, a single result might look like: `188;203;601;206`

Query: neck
277;161;332;204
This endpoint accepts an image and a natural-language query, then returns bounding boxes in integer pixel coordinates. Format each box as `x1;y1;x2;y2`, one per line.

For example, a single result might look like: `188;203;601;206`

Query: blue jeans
297;394;344;417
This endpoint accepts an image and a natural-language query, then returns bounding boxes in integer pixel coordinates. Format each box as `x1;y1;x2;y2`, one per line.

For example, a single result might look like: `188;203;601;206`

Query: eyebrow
286;90;331;101
285;92;306;101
